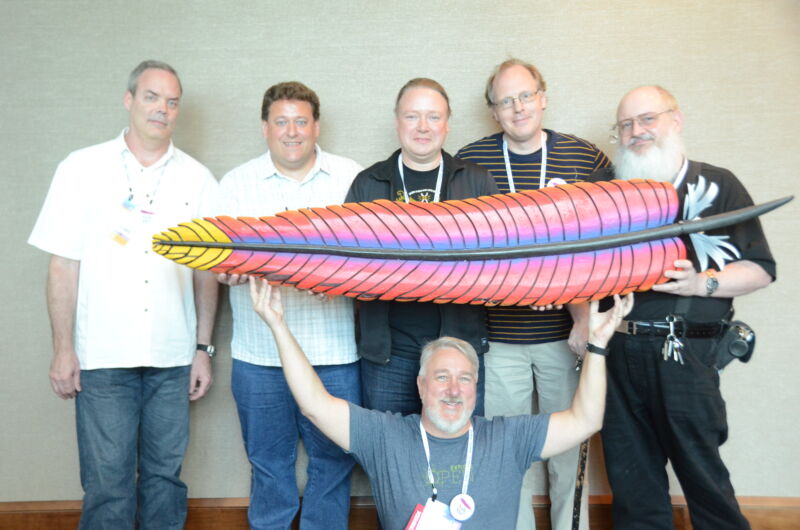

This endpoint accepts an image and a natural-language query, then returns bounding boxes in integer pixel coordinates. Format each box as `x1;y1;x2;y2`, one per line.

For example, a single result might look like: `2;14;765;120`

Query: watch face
706;277;719;295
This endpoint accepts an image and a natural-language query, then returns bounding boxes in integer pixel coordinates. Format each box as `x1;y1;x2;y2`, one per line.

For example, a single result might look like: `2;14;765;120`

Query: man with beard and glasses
248;276;633;530
588;85;775;530
28;60;219;529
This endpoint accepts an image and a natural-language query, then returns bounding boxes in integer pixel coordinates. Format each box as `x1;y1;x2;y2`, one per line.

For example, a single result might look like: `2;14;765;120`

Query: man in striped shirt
457;58;609;530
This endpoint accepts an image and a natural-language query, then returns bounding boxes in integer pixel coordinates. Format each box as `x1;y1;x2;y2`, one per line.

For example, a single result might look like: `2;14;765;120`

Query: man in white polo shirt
216;81;362;530
28;60;219;529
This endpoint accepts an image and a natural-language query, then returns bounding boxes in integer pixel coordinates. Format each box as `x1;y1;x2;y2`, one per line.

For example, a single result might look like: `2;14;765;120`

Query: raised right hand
249;277;285;328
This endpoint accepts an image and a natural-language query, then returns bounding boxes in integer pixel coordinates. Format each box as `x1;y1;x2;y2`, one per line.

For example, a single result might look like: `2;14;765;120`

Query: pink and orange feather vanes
152;179;790;306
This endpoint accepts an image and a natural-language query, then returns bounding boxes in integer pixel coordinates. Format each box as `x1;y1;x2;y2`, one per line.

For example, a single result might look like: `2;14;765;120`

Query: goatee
424;401;473;435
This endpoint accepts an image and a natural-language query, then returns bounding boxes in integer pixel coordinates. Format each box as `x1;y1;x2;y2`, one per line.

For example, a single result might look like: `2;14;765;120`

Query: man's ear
123;91;132;111
491;106;500;124
261;120;269;140
672;109;684;133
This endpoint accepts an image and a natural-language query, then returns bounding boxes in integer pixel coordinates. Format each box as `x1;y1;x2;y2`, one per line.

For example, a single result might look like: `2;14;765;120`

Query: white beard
424;400;473;435
614;130;686;182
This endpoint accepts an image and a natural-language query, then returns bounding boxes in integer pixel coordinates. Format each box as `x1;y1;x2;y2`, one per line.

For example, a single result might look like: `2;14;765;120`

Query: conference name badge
405;498;462;529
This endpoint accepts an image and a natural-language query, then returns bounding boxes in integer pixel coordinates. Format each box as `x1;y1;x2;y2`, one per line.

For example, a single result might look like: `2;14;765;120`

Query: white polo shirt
29;130;218;369
218;147;361;367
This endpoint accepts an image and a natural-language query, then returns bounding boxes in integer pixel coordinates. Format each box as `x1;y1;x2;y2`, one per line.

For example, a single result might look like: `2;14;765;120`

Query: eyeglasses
609;109;674;142
492;89;542;110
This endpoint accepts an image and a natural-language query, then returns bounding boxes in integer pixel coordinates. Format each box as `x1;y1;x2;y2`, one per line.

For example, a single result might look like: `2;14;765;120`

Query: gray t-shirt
348;403;550;529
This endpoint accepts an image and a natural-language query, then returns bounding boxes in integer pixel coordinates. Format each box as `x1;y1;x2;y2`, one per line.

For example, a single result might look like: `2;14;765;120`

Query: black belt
616;320;723;338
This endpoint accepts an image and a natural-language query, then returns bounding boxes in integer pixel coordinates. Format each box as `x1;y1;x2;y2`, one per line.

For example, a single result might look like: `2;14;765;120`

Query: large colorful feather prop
152;180;790;306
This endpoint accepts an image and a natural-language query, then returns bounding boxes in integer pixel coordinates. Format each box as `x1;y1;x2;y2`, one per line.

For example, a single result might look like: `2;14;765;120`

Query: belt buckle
669;314;686;337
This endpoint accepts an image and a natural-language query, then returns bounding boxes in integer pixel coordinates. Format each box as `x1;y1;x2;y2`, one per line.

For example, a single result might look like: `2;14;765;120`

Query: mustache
625;132;655;147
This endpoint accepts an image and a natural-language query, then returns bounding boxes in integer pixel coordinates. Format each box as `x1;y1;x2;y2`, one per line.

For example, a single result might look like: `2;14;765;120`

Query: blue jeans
232;359;361;530
360;354;485;416
76;366;190;530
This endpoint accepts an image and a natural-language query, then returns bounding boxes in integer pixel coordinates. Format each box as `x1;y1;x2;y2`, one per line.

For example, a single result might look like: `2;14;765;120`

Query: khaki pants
484;340;589;530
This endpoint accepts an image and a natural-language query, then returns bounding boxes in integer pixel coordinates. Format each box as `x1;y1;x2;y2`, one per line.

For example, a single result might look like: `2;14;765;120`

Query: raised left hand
587;293;634;348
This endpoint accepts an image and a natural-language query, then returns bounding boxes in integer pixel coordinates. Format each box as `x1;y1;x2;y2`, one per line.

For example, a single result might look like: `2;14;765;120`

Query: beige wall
2;0;798;502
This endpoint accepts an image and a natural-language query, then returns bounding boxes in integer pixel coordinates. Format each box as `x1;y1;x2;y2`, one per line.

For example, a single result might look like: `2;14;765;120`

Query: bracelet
585;342;609;356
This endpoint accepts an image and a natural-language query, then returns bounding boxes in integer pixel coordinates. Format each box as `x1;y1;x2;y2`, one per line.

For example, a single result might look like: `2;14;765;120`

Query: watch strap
585;342;609;356
705;269;719;297
197;343;216;357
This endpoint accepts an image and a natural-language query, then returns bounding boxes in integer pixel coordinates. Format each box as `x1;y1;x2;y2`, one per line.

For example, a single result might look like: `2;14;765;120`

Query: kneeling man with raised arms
248;277;632;529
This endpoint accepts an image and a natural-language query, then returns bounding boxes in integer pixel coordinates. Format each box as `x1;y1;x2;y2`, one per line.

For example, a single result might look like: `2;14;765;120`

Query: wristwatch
585;343;609;356
196;343;216;358
705;270;719;297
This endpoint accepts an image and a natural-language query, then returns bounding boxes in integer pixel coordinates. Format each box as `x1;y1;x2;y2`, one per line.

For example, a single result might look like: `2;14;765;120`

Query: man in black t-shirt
345;78;498;416
590;85;775;530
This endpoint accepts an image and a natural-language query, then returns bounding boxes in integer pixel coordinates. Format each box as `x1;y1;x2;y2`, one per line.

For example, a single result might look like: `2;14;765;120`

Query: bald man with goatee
588;85;775;530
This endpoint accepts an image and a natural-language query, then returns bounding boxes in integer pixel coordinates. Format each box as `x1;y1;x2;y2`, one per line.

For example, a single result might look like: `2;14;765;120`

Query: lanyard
419;421;474;501
397;154;444;203
121;152;169;207
502;131;547;193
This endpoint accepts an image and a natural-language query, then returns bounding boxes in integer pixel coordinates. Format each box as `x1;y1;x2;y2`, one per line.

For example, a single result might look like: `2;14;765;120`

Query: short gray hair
418;337;479;380
127;60;182;95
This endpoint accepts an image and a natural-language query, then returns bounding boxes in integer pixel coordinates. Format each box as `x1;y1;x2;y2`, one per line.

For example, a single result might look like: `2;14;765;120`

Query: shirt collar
264;145;327;183
672;157;689;189
117;128;176;169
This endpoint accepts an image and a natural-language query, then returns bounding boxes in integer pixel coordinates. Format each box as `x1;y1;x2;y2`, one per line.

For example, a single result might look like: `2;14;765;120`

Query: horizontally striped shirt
456;130;610;344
